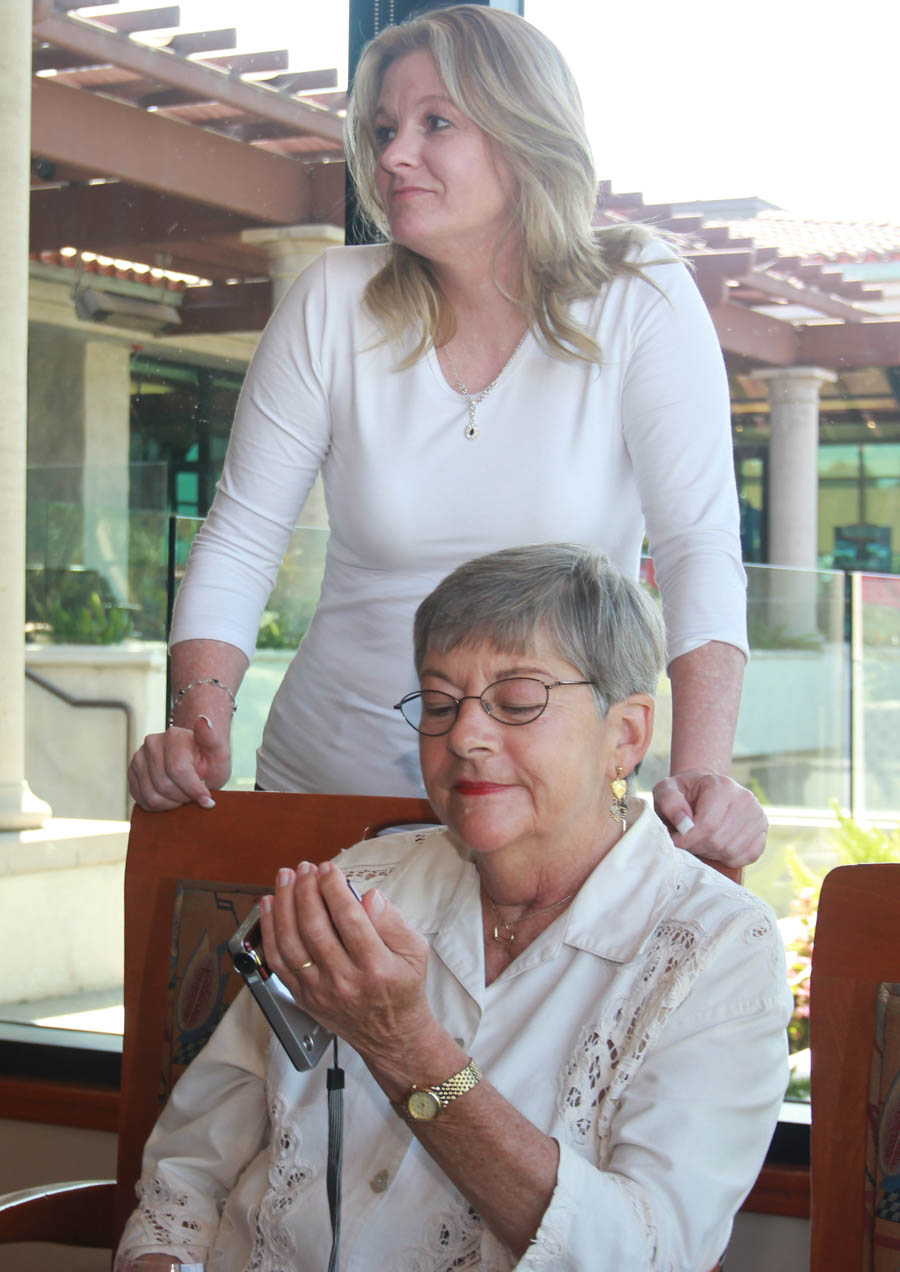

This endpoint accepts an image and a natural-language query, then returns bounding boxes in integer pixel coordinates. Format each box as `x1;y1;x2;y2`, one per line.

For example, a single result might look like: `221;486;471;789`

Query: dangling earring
610;766;628;835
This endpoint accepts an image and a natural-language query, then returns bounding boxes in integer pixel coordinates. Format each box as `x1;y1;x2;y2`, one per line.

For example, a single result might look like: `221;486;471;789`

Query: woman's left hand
652;771;767;867
258;860;436;1069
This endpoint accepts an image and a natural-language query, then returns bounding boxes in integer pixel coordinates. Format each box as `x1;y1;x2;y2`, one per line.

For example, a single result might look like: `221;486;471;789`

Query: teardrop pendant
464;420;479;440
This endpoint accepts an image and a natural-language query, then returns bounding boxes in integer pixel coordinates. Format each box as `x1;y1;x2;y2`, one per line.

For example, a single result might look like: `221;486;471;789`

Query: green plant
256;609;306;651
830;803;900;864
779;804;900;1063
746;611;822;651
26;566;131;645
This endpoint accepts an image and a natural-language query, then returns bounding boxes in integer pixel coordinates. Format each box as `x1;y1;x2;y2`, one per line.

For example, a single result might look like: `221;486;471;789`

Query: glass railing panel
854;571;900;820
219;522;330;789
26;463;170;646
738;564;849;812
640;562;850;816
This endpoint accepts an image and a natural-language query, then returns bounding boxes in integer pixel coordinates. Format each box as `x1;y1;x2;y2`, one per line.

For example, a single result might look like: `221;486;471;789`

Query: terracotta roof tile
717;212;900;263
31;251;192;290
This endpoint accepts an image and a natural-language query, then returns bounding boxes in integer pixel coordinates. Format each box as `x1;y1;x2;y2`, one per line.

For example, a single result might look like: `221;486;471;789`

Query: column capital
753;365;838;400
241;225;345;305
242;223;345;252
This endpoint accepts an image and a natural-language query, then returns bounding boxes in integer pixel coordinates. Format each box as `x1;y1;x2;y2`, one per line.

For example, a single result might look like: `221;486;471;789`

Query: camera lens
233;952;256;976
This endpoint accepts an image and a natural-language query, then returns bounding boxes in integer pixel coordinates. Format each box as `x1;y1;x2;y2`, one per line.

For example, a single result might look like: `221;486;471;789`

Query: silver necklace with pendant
444;332;527;441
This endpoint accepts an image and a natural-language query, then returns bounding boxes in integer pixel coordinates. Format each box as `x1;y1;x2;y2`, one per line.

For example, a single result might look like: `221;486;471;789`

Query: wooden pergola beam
29;183;276;277
687;250;755;308
32;77;313;223
178;279;273;334
797;321;900;369
89;6;180;34
709;304;800;365
735;270;876;322
31;9;344;145
30;180;261;249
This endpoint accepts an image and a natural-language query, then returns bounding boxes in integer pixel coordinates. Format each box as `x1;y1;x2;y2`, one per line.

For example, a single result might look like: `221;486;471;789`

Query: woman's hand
653;771;767;868
261;861;560;1258
258;861;436;1075
128;717;232;811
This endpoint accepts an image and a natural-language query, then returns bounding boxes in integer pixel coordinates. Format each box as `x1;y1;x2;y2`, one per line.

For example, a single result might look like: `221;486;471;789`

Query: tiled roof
717;212;900;264
30;250;192;290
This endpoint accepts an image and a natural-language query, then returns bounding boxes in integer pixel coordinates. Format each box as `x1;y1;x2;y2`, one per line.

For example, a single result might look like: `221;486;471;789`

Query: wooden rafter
735;270;877;322
31;8;344;146
709;304;800;366
32;77;313;223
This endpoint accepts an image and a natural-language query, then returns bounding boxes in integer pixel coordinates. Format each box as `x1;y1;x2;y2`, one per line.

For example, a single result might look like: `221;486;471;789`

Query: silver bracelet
168;677;237;728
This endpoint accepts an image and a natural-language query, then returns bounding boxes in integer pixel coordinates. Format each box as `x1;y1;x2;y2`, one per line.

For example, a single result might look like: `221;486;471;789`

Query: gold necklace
444;332;528;441
483;886;575;945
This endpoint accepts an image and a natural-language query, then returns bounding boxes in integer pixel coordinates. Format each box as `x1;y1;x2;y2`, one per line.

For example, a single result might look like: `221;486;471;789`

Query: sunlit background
87;0;899;221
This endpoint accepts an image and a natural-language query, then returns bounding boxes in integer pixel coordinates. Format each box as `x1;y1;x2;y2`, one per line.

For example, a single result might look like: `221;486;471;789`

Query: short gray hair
413;544;666;717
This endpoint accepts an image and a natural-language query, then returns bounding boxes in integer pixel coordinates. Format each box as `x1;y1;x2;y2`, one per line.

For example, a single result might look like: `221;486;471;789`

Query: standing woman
129;5;762;865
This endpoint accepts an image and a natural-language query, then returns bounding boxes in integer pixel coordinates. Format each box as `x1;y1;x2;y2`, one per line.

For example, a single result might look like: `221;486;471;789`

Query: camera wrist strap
326;1037;345;1272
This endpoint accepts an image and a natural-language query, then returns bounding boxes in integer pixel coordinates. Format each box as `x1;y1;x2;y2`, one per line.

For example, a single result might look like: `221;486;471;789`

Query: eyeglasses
393;677;596;736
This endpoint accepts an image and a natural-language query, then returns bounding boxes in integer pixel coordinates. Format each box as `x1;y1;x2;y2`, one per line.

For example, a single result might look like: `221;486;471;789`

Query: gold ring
291;960;315;974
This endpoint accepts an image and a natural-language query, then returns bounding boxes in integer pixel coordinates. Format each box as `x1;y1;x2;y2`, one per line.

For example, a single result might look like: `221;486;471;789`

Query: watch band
394;1058;483;1122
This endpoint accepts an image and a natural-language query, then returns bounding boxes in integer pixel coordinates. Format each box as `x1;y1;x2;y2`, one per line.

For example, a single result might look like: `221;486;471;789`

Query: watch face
407;1089;441;1121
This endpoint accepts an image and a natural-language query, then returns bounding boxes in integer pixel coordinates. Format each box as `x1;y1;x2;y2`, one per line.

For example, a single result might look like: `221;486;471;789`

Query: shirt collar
561;801;683;963
373;803;687;974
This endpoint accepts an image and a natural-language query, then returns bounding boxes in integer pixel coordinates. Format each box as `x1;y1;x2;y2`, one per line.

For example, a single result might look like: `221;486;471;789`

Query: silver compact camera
229;899;337;1071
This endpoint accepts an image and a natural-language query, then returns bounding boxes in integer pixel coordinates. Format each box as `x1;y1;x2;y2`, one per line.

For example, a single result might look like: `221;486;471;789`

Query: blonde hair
344;4;656;368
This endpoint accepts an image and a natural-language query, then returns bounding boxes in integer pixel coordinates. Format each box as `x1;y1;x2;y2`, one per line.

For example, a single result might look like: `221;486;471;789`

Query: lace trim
343;862;398;887
611;1173;661;1267
244;1092;317;1272
558;919;701;1156
740;909;782;977
122;1174;217;1251
343;829;440;889
396;1197;485;1271
521;1170;578;1267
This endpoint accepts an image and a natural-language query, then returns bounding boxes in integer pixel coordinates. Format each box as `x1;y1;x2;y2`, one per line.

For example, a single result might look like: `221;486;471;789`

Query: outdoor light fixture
73;286;182;333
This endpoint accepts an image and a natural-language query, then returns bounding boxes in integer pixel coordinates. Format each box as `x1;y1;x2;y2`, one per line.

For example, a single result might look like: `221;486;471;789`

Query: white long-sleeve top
119;805;791;1272
170;243;747;796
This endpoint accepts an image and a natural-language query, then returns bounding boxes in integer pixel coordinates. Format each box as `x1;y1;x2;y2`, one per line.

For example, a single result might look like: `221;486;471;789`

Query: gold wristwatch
394;1058;483;1122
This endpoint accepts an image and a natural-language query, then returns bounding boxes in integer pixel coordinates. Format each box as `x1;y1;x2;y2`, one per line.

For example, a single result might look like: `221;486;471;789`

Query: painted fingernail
369;889;386;917
276;868;293;888
199;795;216;809
318;861;332;876
676;815;695;836
259;895;272;915
297;861;312;876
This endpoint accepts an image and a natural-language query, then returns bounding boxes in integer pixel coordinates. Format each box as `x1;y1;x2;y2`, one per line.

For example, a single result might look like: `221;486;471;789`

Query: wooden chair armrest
0;1179;116;1246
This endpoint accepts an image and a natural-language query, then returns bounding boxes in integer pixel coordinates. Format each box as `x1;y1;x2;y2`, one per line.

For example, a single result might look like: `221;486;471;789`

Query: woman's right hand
128;716;232;811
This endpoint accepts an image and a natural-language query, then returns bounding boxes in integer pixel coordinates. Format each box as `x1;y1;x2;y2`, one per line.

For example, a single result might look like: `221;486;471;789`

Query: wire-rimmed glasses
393;677;596;736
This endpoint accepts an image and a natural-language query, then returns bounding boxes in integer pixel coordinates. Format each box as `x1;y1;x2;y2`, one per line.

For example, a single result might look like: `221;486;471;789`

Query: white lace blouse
118;806;792;1271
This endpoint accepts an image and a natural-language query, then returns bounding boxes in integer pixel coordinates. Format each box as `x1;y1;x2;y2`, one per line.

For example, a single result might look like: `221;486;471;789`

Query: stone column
757;366;837;635
242;224;345;307
0;0;51;828
241;225;345;529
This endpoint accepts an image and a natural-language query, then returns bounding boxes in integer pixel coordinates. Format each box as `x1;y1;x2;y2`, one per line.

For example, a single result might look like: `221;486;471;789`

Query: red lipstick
454;781;508;796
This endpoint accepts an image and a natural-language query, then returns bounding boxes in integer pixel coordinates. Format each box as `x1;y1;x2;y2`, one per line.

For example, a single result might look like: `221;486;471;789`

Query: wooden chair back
116;791;435;1241
808;862;900;1270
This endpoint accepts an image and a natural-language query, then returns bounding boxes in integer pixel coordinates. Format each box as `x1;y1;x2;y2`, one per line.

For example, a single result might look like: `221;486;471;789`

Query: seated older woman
119;544;791;1271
